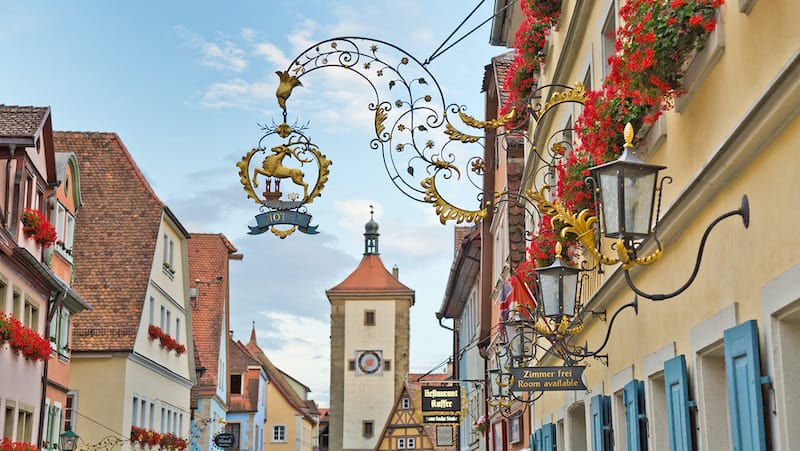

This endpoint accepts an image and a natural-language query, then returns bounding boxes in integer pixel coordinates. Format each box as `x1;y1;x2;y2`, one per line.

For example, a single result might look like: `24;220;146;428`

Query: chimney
392;265;399;280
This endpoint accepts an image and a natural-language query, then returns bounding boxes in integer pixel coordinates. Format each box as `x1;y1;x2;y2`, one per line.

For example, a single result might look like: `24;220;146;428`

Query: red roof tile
326;255;414;297
0;105;50;140
54;132;167;351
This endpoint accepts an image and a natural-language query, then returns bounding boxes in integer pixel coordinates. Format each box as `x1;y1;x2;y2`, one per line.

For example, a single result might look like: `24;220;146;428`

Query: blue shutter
591;394;613;451
664;355;692;451
623;380;647;451
541;423;556;451
724;320;767;451
533;427;542;451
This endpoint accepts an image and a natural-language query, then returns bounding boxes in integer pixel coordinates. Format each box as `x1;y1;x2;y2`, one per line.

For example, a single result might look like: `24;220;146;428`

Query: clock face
357;350;383;375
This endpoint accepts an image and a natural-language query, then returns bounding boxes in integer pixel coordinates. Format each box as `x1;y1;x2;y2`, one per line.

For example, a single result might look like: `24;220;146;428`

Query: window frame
271;424;287;442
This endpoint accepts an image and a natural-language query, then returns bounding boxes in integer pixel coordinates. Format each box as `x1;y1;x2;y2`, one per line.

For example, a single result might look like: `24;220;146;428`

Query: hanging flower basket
20;208;57;248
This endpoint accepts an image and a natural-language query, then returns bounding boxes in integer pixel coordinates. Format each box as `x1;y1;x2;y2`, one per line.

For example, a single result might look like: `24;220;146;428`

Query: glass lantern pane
623;168;657;236
562;272;578;317
599;171;620;236
540;273;559;318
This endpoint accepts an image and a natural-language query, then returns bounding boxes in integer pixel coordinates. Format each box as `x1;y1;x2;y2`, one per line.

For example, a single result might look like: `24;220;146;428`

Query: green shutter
724;320;767;451
591;394;613;451
541;423;556;451
624;380;647;450
664;355;692;451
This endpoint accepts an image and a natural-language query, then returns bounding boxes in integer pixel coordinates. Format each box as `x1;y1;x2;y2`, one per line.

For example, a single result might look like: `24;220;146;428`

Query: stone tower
326;212;415;451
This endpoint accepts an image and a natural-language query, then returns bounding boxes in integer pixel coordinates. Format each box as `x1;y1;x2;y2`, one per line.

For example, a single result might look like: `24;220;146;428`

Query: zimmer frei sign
508;366;587;391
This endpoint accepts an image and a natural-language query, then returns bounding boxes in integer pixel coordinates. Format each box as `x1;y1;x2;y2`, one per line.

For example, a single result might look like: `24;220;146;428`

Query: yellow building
245;328;319;451
489;0;800;450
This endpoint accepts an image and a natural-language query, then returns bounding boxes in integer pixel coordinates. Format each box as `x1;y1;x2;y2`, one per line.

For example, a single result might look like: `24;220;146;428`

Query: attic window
230;374;242;394
401;397;410;410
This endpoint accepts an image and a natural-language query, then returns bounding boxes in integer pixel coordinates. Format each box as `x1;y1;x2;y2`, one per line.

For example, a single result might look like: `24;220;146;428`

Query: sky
1;1;505;407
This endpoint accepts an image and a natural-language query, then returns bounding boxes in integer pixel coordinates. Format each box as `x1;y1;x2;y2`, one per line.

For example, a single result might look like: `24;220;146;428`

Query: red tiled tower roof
326;255;414;296
53;131;179;351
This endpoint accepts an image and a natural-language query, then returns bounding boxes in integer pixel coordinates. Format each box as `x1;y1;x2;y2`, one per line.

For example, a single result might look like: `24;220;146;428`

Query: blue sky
1;1;505;406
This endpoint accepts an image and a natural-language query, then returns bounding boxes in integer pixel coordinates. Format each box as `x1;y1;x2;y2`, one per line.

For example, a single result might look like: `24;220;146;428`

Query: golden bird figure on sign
275;71;302;114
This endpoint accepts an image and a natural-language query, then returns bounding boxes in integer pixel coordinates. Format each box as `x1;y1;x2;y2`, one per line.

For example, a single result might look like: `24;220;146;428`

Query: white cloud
253;42;291;68
175;26;248;73
200;78;275;109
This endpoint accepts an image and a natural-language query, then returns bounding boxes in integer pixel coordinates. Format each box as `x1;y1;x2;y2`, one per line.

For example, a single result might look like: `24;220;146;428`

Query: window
162;235;175;274
364;310;376;326
132;396;139;427
55;204;65;247
160;306;166;330
49;307;71;355
384;360;392;371
0;278;6;313
230;374;242;394
601;2;617;80
64;213;75;252
398;438;406;449
175;318;180;342
623;380;647;450
348;360;356;371
17;407;34;443
591;395;613;451
12;290;21;319
149;297;155;325
23;300;39;332
407;437;416;449
401;397;410;410
272;424;286;442
3;403;14;439
140;399;147;429
25;174;34;209
44;402;62;450
64;393;76;432
149;402;155;430
165;310;171;335
362;420;374;438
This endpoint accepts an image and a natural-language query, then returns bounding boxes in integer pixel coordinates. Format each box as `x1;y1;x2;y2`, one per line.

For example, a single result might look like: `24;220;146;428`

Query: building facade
188;233;242;451
55;132;195;450
489;1;800;450
326;215;414;451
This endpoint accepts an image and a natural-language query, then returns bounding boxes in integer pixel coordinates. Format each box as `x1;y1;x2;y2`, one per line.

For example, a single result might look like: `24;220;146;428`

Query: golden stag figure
253;144;312;199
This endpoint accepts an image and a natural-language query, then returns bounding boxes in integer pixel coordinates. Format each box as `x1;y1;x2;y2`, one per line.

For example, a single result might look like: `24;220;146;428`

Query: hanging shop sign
421;386;462;411
213;432;236;449
508;366;586;391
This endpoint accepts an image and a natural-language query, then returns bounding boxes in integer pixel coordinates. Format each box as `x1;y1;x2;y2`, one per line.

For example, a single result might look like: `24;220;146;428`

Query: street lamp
589;123;666;241
533;243;579;320
59;429;79;451
586;122;750;301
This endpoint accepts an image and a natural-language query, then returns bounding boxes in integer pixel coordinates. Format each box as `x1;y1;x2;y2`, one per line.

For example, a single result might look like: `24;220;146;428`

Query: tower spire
250;321;257;345
364;205;380;255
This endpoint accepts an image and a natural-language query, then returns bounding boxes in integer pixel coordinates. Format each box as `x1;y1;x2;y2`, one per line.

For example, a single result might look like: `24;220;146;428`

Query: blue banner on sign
248;210;319;235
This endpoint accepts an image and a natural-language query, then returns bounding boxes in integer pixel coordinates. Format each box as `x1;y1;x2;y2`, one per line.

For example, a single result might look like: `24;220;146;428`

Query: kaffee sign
421;386;461;412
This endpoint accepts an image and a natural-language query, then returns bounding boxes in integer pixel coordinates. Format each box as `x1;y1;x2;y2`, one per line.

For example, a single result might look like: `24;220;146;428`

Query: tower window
364;310;376;326
363;420;374;437
348;360;356;371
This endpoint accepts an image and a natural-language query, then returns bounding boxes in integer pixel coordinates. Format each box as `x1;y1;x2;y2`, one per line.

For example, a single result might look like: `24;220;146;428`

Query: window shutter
724;320;767;451
541;423;556;451
624;380;647;451
591;394;613;451
533;427;542;451
664;355;692;451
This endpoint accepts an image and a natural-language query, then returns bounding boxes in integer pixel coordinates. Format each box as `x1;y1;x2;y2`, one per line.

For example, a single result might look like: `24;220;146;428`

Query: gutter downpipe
5;145;15;229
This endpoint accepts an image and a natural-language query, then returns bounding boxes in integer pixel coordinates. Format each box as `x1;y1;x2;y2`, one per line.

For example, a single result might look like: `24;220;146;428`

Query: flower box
147;324;186;355
0;312;52;361
21;208;57;248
